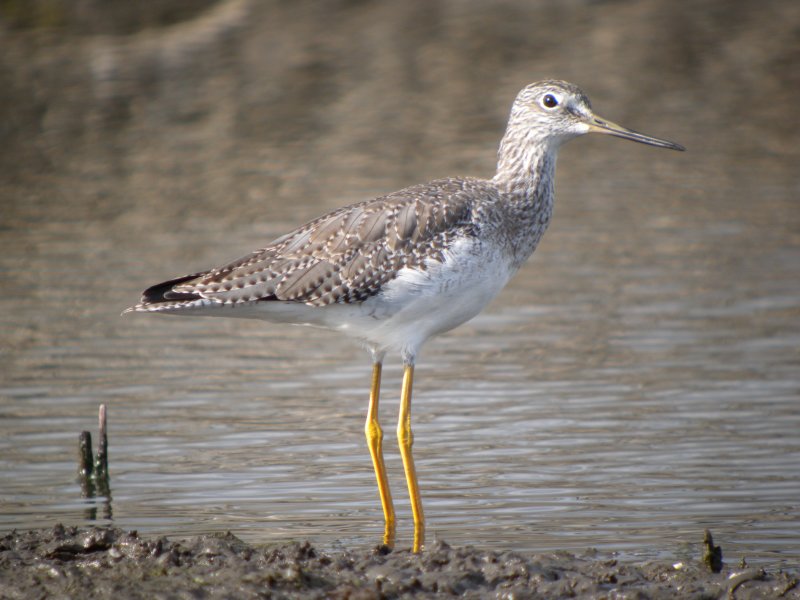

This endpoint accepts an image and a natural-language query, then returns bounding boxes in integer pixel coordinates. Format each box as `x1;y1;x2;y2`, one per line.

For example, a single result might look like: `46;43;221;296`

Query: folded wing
129;178;487;312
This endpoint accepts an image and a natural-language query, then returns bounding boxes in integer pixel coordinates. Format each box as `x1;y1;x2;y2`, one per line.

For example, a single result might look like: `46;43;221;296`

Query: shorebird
126;80;684;552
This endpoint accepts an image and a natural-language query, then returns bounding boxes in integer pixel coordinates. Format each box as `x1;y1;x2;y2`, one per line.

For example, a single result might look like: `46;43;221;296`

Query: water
1;0;798;570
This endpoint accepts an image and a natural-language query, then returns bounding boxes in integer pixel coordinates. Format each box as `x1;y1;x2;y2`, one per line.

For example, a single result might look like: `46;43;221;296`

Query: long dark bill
588;115;685;151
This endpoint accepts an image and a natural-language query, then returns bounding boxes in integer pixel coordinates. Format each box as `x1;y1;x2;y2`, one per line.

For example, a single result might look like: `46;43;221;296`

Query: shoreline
1;525;796;599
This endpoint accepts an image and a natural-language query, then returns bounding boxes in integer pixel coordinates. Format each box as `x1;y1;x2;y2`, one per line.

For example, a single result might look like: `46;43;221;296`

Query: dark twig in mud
78;431;94;480
95;404;109;479
703;528;723;573
76;404;112;519
94;404;111;498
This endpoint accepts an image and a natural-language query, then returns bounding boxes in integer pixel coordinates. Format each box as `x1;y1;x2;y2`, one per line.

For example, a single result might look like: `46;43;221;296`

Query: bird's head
509;80;685;151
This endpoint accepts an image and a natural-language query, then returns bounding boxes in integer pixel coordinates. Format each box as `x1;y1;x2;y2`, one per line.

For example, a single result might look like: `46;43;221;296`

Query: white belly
331;237;515;359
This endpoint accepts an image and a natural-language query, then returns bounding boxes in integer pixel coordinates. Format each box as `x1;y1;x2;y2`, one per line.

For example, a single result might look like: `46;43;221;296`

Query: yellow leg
365;362;396;547
397;364;425;552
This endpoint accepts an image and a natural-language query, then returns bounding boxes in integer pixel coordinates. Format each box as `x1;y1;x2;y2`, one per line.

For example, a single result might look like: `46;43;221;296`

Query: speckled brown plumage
133;177;496;311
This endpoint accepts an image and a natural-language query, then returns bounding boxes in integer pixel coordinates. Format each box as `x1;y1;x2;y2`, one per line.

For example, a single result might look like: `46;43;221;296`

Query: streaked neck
492;129;559;203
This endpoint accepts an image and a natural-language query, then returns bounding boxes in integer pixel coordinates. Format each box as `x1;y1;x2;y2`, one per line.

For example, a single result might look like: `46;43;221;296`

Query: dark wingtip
139;273;205;305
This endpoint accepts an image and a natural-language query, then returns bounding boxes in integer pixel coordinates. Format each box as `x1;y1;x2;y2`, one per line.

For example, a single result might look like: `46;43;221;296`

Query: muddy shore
1;526;796;599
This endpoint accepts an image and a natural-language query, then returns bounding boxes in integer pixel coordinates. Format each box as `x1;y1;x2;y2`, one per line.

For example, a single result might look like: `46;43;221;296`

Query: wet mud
1;526;797;599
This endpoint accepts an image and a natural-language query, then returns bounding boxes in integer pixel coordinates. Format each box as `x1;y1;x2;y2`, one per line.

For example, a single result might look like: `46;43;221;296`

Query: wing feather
136;177;492;309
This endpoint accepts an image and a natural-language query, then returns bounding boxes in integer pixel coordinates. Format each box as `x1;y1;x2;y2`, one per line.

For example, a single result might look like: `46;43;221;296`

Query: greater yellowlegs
126;80;684;552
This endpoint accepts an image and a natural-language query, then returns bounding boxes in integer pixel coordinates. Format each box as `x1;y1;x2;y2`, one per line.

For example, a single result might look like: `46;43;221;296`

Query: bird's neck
492;131;559;208
489;129;559;267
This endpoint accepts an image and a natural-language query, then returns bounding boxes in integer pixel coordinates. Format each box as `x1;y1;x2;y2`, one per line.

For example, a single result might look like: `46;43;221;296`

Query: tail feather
123;272;208;314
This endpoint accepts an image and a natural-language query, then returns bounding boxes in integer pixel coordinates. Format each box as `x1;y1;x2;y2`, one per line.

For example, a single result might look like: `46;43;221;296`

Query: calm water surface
1;0;798;570
2;169;798;568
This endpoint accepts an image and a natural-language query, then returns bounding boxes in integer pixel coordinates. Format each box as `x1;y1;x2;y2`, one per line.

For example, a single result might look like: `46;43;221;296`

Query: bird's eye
542;94;559;109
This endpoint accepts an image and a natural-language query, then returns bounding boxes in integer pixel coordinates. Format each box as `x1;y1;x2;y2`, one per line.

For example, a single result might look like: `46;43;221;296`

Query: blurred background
1;0;798;565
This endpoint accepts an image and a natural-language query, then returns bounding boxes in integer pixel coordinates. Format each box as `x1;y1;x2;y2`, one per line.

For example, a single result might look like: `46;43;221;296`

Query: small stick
94;404;111;498
95;404;108;479
78;431;94;479
703;528;723;573
78;430;95;499
76;405;111;500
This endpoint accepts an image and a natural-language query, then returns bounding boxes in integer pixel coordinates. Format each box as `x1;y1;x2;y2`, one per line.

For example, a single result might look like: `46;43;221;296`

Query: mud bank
1;526;796;599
